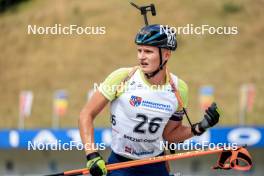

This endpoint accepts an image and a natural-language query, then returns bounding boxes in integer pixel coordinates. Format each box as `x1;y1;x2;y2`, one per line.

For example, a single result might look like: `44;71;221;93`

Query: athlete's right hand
86;152;107;176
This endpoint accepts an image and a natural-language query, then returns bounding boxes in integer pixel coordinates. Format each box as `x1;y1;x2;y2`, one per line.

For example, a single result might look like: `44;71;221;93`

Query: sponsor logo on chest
129;95;173;112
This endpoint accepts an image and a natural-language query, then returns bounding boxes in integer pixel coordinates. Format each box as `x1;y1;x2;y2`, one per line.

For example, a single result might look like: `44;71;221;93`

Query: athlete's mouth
140;62;149;66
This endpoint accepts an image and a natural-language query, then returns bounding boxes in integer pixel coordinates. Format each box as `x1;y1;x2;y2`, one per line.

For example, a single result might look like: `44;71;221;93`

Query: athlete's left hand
192;102;220;135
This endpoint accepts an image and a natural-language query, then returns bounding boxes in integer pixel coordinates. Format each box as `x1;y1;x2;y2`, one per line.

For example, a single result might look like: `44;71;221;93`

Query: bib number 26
133;114;162;134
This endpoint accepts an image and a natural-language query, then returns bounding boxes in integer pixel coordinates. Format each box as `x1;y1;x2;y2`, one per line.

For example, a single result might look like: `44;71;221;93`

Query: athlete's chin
140;66;153;74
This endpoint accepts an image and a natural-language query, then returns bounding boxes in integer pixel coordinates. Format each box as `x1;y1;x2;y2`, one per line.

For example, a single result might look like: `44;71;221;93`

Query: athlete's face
137;45;170;73
137;45;160;73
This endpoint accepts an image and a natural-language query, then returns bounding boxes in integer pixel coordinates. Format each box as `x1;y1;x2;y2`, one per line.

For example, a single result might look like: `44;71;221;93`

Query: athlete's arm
79;90;109;155
162;78;192;142
163;120;193;143
79;68;131;176
79;68;131;155
163;103;220;142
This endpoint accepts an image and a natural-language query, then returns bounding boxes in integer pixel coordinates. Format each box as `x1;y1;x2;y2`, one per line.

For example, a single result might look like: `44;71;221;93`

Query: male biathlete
79;24;220;176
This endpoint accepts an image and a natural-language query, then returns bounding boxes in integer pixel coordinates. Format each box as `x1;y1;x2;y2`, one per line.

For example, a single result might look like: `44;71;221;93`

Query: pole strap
212;146;252;171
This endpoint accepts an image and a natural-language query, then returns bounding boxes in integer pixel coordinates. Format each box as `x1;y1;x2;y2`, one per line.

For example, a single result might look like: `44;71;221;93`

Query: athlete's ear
162;49;171;61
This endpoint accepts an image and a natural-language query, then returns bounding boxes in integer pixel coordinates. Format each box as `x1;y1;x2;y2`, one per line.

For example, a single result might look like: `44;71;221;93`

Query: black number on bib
133;114;162;134
133;114;147;134
149;117;162;133
111;114;116;126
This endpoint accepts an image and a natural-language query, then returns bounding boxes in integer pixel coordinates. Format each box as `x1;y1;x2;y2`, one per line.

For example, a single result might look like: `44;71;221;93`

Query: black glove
86;152;107;176
192;102;220;136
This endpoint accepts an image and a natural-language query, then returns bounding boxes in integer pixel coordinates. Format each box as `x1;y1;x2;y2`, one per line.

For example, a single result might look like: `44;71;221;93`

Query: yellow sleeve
98;68;131;101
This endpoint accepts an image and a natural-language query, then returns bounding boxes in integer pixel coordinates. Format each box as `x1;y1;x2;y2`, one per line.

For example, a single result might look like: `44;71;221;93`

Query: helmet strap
145;48;167;79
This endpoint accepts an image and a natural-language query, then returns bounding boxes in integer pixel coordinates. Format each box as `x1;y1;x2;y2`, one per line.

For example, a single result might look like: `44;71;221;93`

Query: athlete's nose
138;50;146;61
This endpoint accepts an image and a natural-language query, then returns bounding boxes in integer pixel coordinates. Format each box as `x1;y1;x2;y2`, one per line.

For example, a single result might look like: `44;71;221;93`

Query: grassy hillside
0;0;263;128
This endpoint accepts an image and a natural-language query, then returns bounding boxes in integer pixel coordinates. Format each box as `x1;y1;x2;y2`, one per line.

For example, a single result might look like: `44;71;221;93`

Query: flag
246;84;255;112
199;86;214;111
239;84;256;125
53;90;68;117
239;84;256;113
19;91;33;118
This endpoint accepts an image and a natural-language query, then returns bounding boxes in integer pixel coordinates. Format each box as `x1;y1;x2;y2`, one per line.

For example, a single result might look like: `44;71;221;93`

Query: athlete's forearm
164;125;193;143
79;90;109;155
79;108;96;155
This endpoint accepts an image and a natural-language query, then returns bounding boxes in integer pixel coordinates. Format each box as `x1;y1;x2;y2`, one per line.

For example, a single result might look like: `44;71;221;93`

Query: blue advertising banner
0;127;263;149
